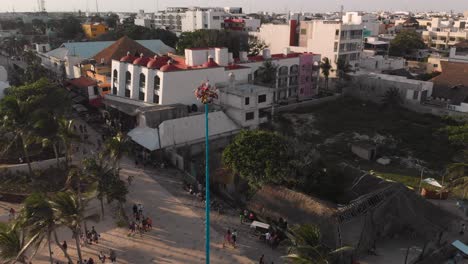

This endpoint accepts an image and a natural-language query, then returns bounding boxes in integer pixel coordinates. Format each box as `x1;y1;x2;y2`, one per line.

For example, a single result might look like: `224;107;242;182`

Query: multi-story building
342;12;382;37
153;7;189;31
422;17;468;50
298;20;364;70
215;80;274;128
182;7;228;31
110;47;320;107
82;23;109;39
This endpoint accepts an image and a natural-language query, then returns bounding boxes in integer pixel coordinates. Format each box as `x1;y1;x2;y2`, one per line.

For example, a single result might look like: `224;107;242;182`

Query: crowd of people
128;203;153;237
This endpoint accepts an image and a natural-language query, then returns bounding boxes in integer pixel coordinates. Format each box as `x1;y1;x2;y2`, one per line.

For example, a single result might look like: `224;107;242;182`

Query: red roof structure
94;36;156;65
68;77;97;88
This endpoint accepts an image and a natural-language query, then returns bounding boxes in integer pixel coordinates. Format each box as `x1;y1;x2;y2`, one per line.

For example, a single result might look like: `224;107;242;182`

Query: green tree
0;97;36;179
0;223;28;263
49;191;98;263
381;87;403;109
18;193;73;264
176;29;247;57
389;30;426;57
255;60;278;87
222;130;291;189
82;155;114;217
248;35;267;56
104;132;128;175
336;57;353;82
320;57;332;90
284;224;353;264
104;13;119;28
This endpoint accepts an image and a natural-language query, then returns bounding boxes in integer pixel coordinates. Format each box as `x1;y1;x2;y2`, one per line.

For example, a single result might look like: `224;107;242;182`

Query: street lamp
194;80;218;264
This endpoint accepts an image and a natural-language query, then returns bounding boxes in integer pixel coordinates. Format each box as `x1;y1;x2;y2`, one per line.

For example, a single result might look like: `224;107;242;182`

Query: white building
215;80;274;128
448;41;468;63
350;73;433;105
422;17;468;50
359;54;406;72
110;47;321;107
299;20;364;70
182;7;227;31
342;12;381;37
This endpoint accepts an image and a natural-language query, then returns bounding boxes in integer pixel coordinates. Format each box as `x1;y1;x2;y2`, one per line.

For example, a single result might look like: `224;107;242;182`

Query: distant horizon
0;0;467;14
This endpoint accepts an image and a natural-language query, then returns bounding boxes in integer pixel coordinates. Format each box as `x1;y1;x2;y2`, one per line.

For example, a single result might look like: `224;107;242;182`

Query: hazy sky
1;0;467;13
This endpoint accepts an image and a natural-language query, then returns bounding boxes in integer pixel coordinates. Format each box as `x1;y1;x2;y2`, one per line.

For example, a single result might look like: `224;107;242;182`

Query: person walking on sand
133;204;138;218
231;229;238;248
62;241;68;252
223;229;231;248
259;254;265;264
109;249;116;262
138;203;144;215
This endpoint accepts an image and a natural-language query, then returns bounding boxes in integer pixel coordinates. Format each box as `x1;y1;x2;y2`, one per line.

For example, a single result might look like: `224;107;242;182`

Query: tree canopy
95;25;178;48
176;29;248;57
222;130;291;189
389;30;426;57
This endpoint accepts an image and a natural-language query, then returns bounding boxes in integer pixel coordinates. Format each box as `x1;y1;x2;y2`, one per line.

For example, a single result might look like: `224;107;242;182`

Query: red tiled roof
94;36;156;65
454;40;468;49
431;61;468;105
68;77;97;88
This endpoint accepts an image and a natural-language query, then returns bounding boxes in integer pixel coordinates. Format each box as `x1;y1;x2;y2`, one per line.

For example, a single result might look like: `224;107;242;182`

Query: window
154;76;161;91
335;29;339;36
245;97;250;105
125;71;131;85
258;94;267;103
125;88;130;98
113;69;118;83
93;86;99;95
334;42;338;52
245;112;254;121
413;90;419;100
213;16;220;20
112;86;117;95
139;73;146;88
433;64;438;68
300;28;307;35
153;94;159;104
139;91;145;101
259;110;268;118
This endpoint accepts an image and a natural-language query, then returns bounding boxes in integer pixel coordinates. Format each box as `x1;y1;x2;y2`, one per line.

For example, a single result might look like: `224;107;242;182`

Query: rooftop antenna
95;0;99;14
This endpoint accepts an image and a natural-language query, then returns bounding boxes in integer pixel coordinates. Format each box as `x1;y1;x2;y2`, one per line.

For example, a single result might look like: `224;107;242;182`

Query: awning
452;240;468;255
422;178;443;188
128;126;160;151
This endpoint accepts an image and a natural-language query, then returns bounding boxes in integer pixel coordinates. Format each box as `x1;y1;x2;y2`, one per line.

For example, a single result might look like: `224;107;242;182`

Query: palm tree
49;191;98;263
256;59;278;87
0;223;28;264
104;132;128;175
18;193;73;264
336;57;353;82
33;113;79;169
320;57;332;90
0;97;35;179
82;155;114;217
381;87;403;109
283;224;353;264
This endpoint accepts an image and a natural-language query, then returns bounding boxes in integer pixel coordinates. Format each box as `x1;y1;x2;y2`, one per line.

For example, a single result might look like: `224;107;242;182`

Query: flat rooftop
217;83;273;97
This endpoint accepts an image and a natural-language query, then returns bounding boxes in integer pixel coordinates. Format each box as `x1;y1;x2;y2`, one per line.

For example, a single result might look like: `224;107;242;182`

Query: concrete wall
252;24;291;54
359;56;406;71
275;94;341;113
0;157;65;175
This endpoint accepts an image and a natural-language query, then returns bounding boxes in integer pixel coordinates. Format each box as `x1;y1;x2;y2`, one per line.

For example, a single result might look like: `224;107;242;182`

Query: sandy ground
0;119;282;264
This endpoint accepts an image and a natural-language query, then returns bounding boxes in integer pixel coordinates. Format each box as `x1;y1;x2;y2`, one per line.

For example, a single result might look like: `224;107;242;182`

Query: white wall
252;24;291;54
359;55;406;71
